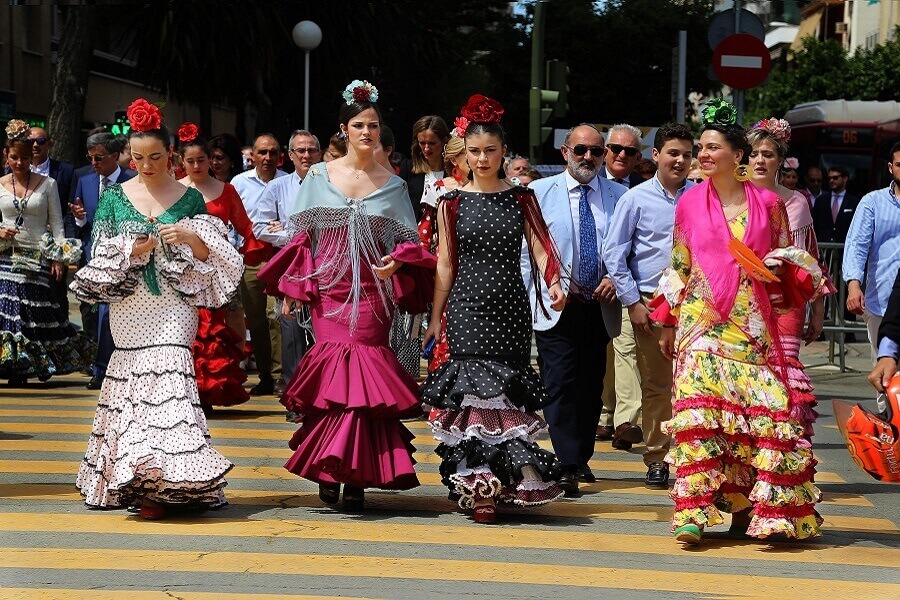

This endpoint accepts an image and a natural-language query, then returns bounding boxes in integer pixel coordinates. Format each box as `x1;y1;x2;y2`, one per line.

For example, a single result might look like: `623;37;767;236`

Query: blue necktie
578;184;599;298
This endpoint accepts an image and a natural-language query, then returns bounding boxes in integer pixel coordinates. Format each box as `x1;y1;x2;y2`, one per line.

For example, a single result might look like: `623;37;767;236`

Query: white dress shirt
230;167;286;247
31;158;50;176
253;171;300;247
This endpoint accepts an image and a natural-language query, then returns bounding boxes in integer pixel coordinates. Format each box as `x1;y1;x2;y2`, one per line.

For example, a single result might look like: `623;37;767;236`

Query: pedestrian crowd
2;82;899;545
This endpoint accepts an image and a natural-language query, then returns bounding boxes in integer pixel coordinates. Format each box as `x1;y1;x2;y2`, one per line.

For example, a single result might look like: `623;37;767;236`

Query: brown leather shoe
274;378;287;396
612;422;643;450
595;424;614;441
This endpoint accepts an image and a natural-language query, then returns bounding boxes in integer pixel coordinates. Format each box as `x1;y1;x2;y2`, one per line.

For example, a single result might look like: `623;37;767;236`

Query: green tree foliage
747;28;900;123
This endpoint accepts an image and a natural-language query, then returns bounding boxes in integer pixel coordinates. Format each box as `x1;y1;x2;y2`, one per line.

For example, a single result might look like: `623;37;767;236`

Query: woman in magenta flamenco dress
258;82;435;509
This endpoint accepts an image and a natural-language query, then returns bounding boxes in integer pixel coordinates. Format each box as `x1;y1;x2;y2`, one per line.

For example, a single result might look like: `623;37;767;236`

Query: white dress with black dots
72;190;243;508
422;188;564;508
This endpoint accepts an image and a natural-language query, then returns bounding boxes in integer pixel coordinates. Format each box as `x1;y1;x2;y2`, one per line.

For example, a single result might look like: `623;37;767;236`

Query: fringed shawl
285;162;419;331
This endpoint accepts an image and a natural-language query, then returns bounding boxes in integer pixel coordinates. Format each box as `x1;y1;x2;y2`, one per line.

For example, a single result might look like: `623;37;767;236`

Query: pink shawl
675;179;778;323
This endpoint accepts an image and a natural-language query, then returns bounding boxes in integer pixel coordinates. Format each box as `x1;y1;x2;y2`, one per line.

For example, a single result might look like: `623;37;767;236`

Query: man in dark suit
812;165;860;243
71;131;137;389
524;124;625;496
869;269;900;392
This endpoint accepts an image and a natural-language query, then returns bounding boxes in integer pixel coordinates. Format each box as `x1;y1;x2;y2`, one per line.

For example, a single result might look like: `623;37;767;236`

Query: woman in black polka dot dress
422;95;567;523
70;101;243;520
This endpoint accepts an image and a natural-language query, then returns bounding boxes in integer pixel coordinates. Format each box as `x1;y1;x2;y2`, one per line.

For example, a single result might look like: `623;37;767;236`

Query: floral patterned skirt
664;350;822;539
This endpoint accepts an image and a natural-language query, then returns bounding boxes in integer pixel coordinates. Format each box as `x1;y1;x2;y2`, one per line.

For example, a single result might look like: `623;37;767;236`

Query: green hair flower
701;99;738;126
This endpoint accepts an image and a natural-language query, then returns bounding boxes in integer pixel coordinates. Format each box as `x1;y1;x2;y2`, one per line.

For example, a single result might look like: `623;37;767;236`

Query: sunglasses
606;143;640;157
28;137;49;145
687;177;703;183
86;154;109;162
828;175;845;180
565;144;604;157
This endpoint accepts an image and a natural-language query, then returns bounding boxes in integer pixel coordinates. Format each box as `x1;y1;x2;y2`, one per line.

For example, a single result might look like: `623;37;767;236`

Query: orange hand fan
728;237;780;283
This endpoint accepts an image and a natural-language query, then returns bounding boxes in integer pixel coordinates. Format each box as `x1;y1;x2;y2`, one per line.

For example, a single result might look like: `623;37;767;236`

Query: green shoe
674;524;703;545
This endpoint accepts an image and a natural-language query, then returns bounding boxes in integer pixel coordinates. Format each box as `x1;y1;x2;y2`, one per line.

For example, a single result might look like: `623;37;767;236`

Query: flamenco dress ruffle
259;233;435;490
423;359;564;509
192;308;249;407
0;236;93;380
73;215;242;508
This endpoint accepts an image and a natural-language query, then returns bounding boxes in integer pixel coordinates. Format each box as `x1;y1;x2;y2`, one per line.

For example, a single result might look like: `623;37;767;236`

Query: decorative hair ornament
460;94;505;124
753;117;791;143
4;119;28;142
451;116;469;138
126;98;163;132
700;98;737;126
342;80;379;105
783;157;799;170
177;122;200;143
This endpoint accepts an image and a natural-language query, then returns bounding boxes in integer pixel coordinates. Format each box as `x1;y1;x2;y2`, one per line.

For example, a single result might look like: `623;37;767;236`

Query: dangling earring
451;165;461;181
497;165;507;180
167;157;173;170
129;159;136;170
733;164;751;182
467;165;474;181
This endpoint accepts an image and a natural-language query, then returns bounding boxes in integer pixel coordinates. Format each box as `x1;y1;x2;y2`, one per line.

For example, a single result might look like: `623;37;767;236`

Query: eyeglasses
565;144;604;157
606;143;640;157
828;175;844;180
86;154;109;163
290;147;319;154
28;137;49;145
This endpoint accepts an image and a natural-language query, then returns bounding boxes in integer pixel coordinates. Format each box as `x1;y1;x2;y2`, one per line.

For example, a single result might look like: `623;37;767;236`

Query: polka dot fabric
422;189;564;508
75;209;243;508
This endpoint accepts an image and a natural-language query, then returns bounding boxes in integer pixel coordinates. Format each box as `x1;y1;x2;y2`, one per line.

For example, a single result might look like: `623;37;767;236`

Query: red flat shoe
473;504;496;524
139;502;165;520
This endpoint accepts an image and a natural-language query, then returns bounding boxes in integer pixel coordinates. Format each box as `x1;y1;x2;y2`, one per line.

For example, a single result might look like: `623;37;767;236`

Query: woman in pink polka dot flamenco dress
258;81;436;510
71;100;243;520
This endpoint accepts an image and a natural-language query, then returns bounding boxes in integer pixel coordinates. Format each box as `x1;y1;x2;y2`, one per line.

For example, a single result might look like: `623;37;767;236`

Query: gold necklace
721;193;745;208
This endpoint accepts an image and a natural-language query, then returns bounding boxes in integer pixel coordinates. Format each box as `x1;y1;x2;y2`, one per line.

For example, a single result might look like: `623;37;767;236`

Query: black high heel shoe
318;483;340;505
342;485;365;511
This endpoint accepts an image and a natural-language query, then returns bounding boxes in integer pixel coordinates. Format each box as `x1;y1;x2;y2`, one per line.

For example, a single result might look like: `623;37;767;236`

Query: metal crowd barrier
816;242;868;372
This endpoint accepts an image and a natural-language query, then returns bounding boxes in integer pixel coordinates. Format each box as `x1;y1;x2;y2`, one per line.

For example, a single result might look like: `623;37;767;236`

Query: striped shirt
842;182;900;316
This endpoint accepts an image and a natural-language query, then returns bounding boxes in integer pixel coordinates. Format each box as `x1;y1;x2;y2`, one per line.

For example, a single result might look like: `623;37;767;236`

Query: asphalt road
0;341;897;599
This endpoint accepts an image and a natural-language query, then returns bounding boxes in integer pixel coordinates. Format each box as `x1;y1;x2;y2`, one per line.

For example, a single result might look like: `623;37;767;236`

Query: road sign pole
734;0;743;123
677;30;687;124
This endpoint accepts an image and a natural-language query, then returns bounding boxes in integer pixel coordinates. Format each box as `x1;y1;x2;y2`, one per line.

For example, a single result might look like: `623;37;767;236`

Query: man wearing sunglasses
523;123;625;496
600;124;645;190
812;165;859;243
597;124;645;450
70;131;137;390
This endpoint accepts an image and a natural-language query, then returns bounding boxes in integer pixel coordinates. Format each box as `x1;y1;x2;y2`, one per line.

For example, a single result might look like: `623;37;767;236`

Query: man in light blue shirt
602;123;695;489
253;130;321;388
231;134;286;396
843;141;900;364
869;270;900;392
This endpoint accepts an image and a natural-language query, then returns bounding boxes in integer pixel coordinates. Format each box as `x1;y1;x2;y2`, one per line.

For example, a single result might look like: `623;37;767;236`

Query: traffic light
529;60;568;162
110;111;130;136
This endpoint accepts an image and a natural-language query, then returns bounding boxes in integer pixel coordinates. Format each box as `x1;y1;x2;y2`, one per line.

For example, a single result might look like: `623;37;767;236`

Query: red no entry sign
713;33;771;90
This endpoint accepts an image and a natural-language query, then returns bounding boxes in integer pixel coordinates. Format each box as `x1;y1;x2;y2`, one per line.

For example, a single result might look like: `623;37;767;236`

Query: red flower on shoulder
460;94;504;124
126;98;163;132
177;122;200;143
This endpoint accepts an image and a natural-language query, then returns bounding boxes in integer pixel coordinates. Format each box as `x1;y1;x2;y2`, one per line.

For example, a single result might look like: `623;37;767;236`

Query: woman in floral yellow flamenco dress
653;101;831;545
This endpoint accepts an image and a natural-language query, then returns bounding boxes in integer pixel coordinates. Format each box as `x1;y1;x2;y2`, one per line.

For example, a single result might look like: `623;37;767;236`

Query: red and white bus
784;100;900;197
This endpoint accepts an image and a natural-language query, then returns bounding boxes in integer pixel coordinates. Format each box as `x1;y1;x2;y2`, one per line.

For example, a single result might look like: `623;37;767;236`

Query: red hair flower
460;94;504;124
126;98;163;132
177;122;200;143
452;116;469;137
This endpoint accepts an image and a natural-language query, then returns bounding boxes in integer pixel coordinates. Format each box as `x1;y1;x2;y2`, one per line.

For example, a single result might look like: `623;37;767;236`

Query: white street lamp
292;20;323;131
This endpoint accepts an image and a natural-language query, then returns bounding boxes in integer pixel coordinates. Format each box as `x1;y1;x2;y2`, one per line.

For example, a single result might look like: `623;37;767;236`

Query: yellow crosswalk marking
0;484;889;533
0;588;368;600
1;512;897;569
2;547;897;596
